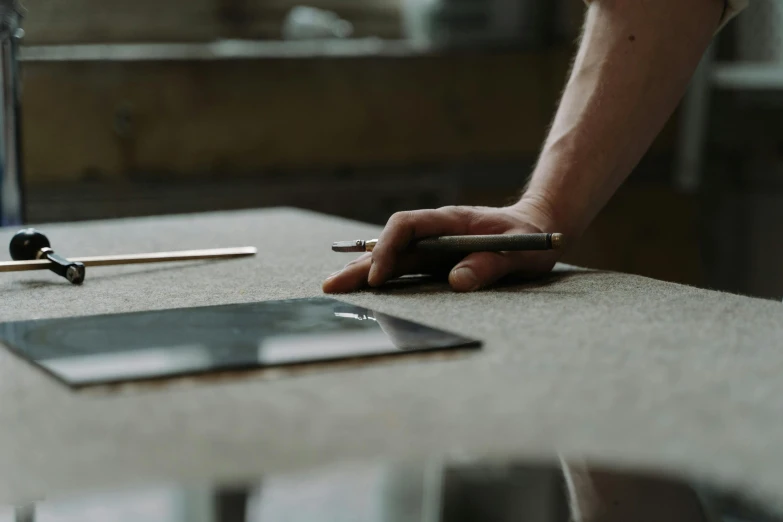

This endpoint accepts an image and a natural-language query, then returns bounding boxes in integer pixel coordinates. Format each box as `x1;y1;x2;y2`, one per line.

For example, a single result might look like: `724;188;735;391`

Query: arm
521;0;726;241
323;0;727;294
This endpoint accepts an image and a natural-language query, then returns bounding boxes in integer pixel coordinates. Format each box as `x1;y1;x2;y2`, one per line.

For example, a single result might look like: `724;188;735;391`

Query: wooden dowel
0;247;257;272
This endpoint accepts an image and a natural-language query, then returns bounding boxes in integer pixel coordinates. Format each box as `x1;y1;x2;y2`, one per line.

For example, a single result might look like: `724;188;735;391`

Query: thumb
448;252;514;292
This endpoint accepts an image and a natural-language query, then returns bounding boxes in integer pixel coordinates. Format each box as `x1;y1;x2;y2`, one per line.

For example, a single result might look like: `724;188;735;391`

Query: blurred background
9;0;783;299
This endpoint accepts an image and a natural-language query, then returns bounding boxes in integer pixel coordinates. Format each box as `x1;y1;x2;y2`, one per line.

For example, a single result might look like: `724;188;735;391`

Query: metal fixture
0;0;24;226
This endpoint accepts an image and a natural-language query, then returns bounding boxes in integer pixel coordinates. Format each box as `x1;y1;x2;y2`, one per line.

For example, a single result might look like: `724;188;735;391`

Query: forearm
519;0;725;239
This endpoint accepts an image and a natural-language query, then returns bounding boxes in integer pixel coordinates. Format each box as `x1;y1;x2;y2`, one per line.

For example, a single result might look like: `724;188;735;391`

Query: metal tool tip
551;233;565;249
332;240;365;253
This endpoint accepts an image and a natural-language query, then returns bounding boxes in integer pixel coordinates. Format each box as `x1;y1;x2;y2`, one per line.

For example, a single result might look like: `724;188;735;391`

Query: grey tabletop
0;207;781;508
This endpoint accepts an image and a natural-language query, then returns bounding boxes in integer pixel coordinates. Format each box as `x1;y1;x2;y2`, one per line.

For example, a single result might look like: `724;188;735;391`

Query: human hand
322;199;566;293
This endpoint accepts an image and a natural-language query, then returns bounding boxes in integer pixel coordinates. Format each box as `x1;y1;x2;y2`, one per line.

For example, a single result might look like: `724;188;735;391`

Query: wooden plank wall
17;0;667;186
20;49;575;184
20;45;680;185
17;0;587;184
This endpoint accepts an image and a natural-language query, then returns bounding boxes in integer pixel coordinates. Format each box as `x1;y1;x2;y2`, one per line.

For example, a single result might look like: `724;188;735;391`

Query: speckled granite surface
0;208;781;508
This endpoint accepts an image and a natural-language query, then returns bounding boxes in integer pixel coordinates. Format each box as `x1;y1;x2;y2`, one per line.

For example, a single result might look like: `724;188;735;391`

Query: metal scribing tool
332;233;564;253
2;228;256;285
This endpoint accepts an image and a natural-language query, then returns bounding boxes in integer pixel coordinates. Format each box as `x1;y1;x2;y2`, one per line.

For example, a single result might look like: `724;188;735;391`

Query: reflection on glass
0;298;479;387
258;330;396;365
43;345;212;383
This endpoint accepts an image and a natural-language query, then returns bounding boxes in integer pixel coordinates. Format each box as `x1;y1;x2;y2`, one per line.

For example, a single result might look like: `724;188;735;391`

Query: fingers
368;207;473;287
322;253;372;294
448;252;516;292
449;249;558;292
323;250;458;293
323;205;558;293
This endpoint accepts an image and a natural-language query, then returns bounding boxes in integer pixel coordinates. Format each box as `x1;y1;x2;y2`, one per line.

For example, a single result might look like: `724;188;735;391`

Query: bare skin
323;0;726;294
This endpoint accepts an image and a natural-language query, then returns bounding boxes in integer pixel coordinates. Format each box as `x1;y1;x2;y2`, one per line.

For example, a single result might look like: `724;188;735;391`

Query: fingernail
450;267;480;291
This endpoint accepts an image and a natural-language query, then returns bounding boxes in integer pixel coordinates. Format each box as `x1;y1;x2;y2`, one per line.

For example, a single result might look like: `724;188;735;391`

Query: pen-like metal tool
332;233;564;253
